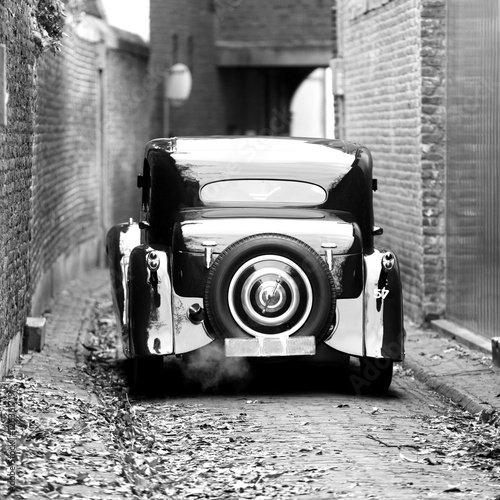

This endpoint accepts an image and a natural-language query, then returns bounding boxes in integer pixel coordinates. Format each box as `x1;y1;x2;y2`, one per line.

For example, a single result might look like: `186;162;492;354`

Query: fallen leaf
399;452;418;463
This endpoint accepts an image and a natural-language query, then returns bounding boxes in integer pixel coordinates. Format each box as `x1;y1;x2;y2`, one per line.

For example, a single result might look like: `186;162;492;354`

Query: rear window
200;179;326;207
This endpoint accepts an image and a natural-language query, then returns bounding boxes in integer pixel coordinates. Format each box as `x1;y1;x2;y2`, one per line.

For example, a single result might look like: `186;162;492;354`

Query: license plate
225;337;316;357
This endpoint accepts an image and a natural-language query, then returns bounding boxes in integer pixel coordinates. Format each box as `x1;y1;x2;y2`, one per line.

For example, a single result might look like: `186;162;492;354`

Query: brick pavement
2;266;500;498
12;266;500;422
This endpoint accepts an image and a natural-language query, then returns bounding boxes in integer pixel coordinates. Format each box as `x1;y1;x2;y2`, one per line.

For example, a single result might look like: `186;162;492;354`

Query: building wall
336;0;425;320
149;0;225;138
105;37;150;225
0;0;37;377
149;0;333;138
216;1;333;135
216;0;332;45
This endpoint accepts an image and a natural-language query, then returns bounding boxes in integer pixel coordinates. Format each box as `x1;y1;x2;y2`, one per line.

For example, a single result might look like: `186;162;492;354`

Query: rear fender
364;250;405;361
106;222;141;350
128;245;174;356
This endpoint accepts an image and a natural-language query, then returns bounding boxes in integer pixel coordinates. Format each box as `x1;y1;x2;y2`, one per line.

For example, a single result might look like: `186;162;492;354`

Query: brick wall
420;0;446;319
336;0;447;322
150;0;225;138
31;27;101;316
337;0;424;320
0;0;36;375
216;0;332;45
31;23;152;316
0;9;152;375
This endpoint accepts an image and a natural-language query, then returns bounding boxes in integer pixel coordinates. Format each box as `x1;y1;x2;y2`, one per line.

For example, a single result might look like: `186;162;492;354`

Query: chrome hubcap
228;255;313;337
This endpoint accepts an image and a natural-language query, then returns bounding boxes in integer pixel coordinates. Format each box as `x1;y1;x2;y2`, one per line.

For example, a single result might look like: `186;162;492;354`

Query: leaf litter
2;297;500;498
0;298;334;499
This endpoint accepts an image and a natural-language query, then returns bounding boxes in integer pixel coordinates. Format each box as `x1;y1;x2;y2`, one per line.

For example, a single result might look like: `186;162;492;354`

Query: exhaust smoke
182;341;252;391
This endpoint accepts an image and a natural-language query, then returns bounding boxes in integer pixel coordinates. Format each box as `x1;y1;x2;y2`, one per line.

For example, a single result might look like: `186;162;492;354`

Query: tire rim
228;255;313;337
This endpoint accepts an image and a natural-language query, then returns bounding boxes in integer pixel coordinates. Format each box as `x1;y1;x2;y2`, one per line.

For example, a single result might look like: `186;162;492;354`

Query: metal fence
446;0;500;339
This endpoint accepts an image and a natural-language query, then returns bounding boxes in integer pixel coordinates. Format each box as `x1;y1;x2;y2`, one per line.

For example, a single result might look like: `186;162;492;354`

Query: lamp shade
166;63;192;107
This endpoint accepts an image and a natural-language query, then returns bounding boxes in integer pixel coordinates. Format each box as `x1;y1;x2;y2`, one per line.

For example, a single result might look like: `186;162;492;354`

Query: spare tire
204;233;336;342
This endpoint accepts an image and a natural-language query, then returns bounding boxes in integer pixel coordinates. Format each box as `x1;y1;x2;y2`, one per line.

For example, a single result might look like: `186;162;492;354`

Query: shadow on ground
124;355;400;401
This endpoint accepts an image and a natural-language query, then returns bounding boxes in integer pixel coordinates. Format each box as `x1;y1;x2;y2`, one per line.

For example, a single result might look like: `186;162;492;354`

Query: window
200;179;326;206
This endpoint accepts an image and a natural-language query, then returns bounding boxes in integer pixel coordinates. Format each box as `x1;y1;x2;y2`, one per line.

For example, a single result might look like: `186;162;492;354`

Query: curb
399;319;500;424
403;359;494;419
430;319;492;356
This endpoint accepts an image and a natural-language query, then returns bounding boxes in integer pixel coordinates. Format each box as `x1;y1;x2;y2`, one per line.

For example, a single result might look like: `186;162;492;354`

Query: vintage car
106;136;404;392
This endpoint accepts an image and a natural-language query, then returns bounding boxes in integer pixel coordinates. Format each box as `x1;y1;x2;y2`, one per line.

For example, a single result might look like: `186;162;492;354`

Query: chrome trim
165;137;177;153
257;278;285;313
321;243;338;271
146;251;160;271
381;251;395;271
240;268;300;327
202;240;217;268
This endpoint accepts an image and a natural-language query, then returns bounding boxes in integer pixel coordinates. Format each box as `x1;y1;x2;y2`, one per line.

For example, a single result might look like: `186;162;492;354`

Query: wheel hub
258;278;285;313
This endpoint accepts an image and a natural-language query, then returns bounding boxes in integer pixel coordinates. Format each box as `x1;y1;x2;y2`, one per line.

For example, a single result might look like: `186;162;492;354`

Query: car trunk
172;207;363;299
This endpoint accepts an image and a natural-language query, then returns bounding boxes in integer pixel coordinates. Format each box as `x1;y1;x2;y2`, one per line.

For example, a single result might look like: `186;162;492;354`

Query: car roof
145;136;361;185
146;136;360;159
